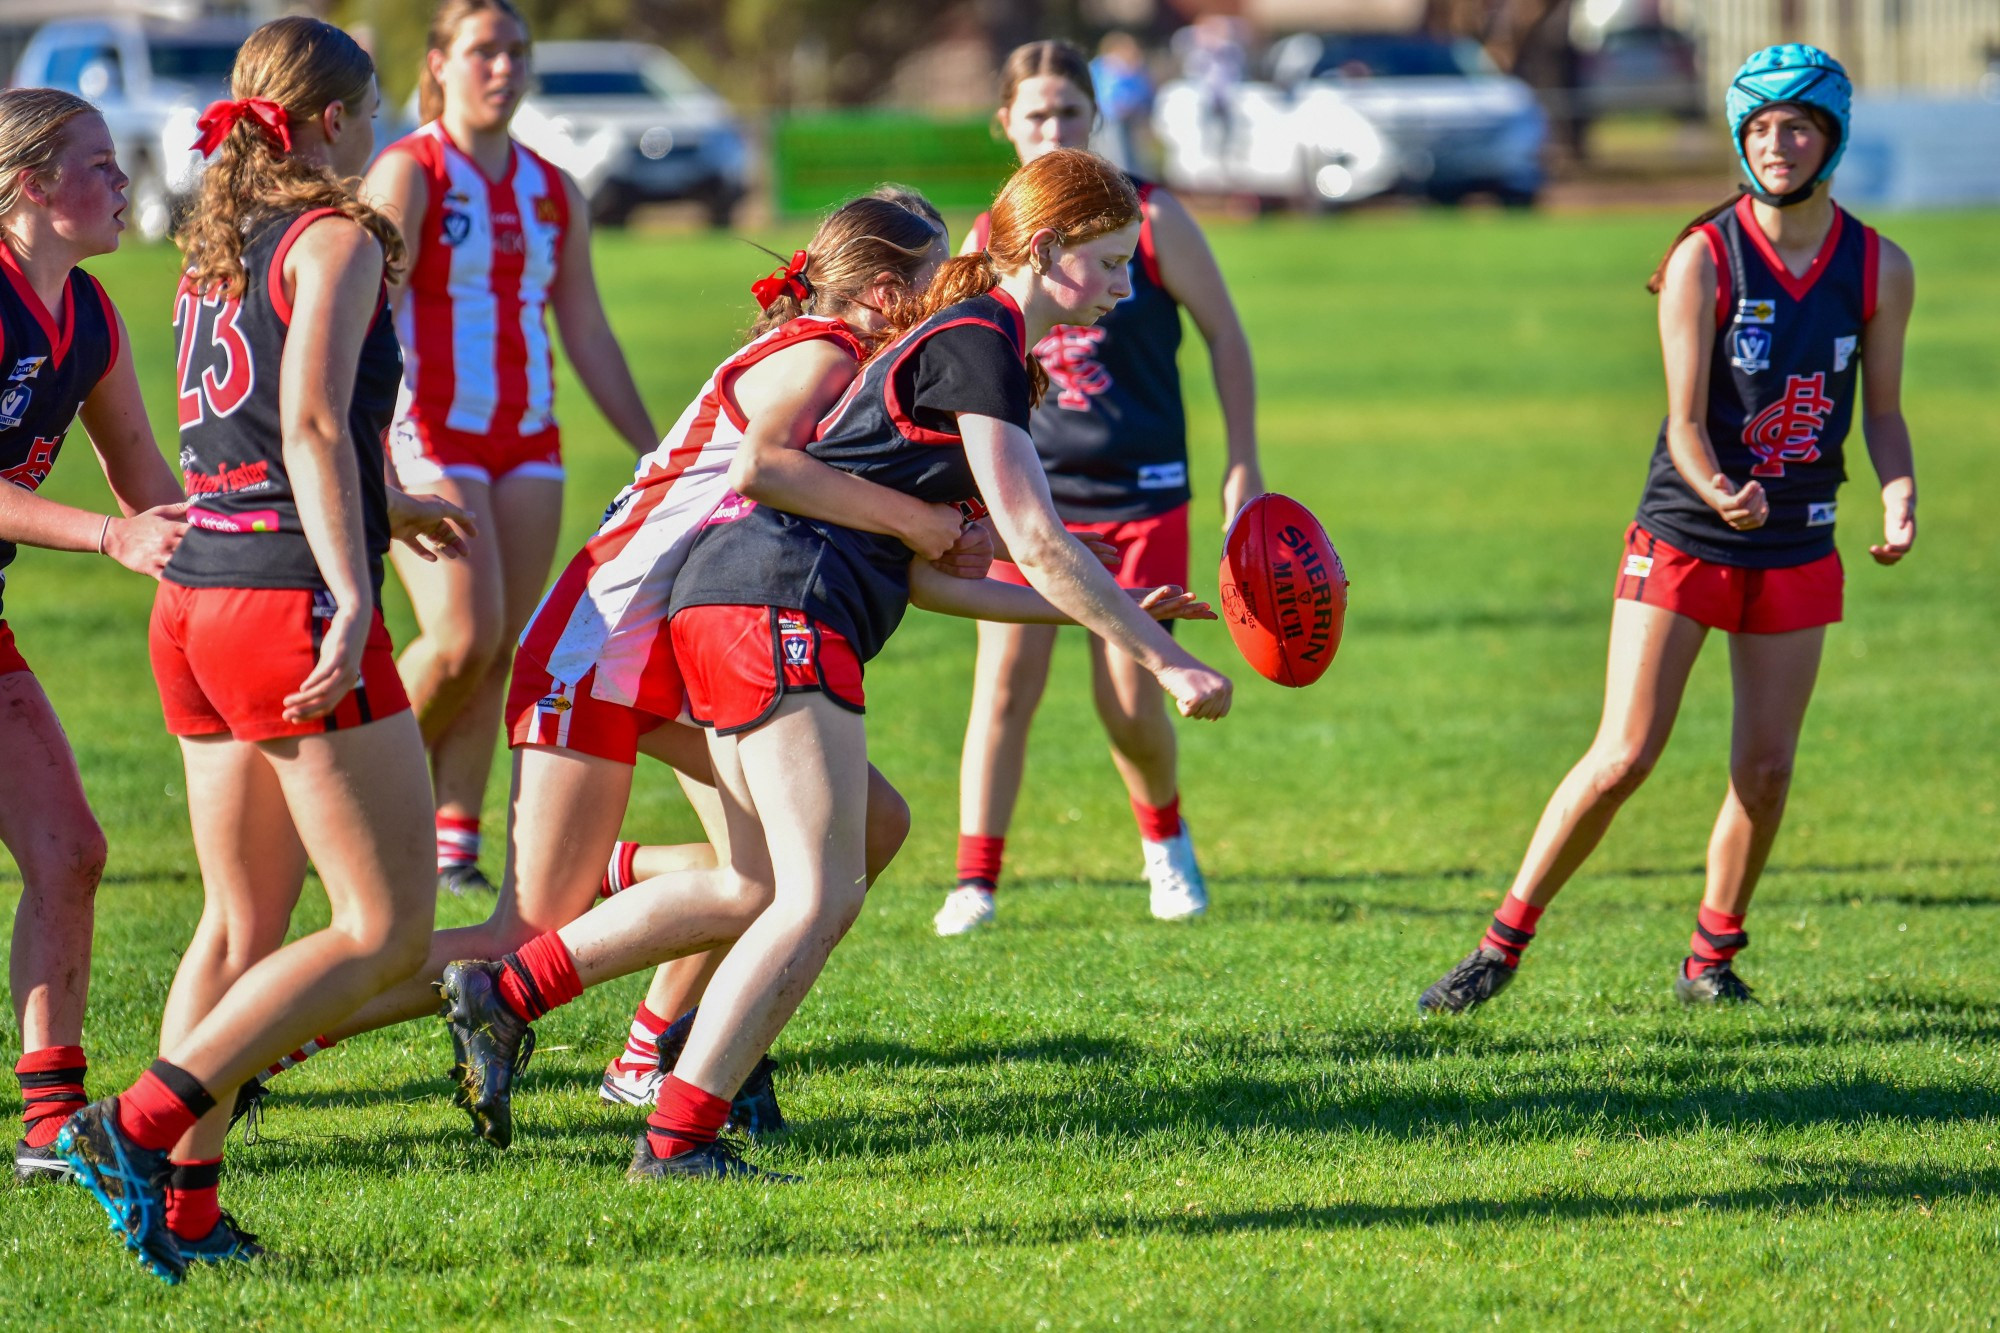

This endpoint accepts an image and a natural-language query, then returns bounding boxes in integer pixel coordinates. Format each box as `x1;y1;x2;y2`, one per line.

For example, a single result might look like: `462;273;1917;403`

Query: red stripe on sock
1132;795;1182;844
166;1158;223;1240
115;1069;209;1153
1480;895;1546;967
14;1045;85;1076
644;1074;732;1158
1687;904;1749;976
498;931;584;1021
955;834;1005;889
17;1047;88;1147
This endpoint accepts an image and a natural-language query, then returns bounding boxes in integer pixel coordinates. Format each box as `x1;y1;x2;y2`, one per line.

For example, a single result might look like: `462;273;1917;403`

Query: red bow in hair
750;250;813;311
191;98;293;156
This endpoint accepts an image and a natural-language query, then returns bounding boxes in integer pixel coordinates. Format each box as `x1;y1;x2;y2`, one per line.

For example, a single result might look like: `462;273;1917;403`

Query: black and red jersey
166;208;402;596
0;246;120;618
969;179;1188;523
669;289;1024;660
1636;195;1878;568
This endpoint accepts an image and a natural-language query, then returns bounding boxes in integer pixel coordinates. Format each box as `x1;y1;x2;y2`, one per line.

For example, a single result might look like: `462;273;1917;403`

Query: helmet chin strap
1740;126;1840;209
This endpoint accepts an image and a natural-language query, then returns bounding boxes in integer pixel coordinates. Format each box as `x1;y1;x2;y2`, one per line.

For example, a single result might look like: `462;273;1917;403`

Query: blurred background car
510;40;747;227
11;14;253;241
1156;30;1547;211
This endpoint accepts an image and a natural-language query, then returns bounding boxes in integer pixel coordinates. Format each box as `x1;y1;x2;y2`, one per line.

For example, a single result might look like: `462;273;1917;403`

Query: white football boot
933;885;997;936
598;1057;663;1107
1144;822;1209;920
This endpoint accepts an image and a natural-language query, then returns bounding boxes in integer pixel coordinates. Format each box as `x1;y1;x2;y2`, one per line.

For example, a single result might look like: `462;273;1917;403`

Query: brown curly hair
177;17;405;298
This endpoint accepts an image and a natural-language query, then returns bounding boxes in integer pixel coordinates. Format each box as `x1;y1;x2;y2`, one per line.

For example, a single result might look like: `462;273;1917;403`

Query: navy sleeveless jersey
670;290;1022;660
972;180;1189;523
0;248;119;618
1635;195;1878;568
166;208;402;597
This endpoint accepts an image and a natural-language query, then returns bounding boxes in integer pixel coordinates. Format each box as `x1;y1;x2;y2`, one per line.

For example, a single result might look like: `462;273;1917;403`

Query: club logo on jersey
535;197;562;225
1742;372;1836;478
1735;299;1777;325
0;436;61;491
1807;501;1838;526
440;209;473;247
1622;553;1655;579
1833;335;1858;373
1137;462;1188;491
0;384;31;429
7;356;45;382
1035;325;1113;411
1728;327;1772;374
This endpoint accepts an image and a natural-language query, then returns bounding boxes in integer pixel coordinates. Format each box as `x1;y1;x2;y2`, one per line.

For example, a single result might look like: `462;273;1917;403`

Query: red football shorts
150;583;410;741
1614;523;1842;635
388;414;564;487
990;501;1190;590
670;605;864;736
506;645;678;765
0;620;29;677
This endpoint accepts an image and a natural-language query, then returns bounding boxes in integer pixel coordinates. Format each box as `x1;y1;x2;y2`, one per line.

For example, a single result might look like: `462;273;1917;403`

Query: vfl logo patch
1833;335;1858;373
1807;501;1838;527
1137;462;1187;491
8;356;45;382
1742;372;1836;478
1728;327;1772;374
1736;299;1777;325
1623;554;1655;579
0;384;32;429
440;209;473;247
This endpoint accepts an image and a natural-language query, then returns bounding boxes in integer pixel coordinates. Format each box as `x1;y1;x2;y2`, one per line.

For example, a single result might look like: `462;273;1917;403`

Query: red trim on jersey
484;146;530;427
1135;182;1164;289
1734;195;1845;304
715;320;867;433
0;243;77;369
265;208;344;327
84;272;119;371
398;131;458;421
1697;223;1730;329
881;316;1017;446
1861;224;1880;322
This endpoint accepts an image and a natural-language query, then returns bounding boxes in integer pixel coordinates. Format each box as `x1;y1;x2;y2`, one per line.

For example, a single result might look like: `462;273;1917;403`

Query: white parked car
511;41;747;227
12;16;255;240
1156;32;1548;210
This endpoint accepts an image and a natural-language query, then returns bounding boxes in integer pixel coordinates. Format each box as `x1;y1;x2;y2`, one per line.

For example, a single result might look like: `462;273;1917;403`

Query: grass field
2;205;1997;1329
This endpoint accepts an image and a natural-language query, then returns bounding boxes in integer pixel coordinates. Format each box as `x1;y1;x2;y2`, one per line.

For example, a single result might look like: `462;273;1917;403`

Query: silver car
12;15;254;240
1156;32;1548;210
511;41;747;227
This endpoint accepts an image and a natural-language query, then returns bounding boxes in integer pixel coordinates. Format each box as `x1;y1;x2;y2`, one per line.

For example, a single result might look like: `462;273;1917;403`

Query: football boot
933;885;997;936
178;1211;266;1264
53;1099;184;1284
437;863;496;898
435;960;536;1149
1143;824;1209;921
1418;946;1517;1015
627;1130;799;1184
1676;962;1759;1006
14;1137;73;1185
228;1076;268;1141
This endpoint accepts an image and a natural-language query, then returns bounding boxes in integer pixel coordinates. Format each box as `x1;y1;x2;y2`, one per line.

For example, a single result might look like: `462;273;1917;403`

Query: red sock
1481;895;1545;968
1686;905;1749;978
644;1074;732;1159
115;1060;216;1153
496;931;584;1021
436;813;480;871
600;840;642;898
614;1001;670;1076
166;1158;223;1240
955;833;1005;891
15;1045;87;1150
1132;795;1182;843
264;1035;336;1081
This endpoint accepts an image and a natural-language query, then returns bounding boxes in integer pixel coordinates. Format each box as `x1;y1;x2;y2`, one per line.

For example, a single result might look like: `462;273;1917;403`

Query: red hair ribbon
750;250;813;311
191;98;293;156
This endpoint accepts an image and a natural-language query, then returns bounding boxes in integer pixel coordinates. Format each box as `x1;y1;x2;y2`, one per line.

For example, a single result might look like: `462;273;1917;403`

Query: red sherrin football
1218;493;1348;687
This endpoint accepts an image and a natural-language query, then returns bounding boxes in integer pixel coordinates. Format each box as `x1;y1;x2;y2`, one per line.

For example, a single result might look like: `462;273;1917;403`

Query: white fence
1667;0;2000;102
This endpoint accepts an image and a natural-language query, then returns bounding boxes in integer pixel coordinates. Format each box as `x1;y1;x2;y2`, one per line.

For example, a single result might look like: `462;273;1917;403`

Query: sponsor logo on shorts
1728;327;1771;374
777;612;814;668
1735;299;1777;325
8;355;45;382
536;693;573;713
1137;462;1187;491
0;383;32;429
1833;335;1858;373
1623;554;1655;578
1807;501;1838;527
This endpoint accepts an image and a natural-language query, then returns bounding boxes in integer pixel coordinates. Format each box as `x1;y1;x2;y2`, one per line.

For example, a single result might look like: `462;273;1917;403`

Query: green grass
3;207;1998;1328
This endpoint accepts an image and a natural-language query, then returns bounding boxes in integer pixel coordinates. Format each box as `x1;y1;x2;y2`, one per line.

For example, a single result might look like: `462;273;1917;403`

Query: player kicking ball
1421;46;1917;1015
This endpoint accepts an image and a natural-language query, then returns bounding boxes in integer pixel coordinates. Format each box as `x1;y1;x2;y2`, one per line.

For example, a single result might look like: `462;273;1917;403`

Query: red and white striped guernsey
385;122;569;442
520;315;868;714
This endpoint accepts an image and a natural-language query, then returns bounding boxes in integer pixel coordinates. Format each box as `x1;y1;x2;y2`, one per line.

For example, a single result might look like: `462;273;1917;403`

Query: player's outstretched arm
1658;231;1767;531
1860;238;1916;565
549;172;656;453
908;557;1212;623
1150;188;1262;523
